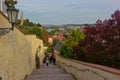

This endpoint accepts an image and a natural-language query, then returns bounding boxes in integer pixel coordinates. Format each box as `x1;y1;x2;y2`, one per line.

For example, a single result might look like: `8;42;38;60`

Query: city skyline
17;0;120;25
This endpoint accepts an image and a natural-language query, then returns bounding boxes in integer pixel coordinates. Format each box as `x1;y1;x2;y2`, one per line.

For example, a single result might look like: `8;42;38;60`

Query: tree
60;29;85;58
73;10;120;69
31;27;42;37
23;19;30;26
53;38;59;46
47;47;53;53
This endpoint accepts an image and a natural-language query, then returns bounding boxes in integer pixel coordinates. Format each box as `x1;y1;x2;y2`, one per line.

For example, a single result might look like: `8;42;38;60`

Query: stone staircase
25;65;76;80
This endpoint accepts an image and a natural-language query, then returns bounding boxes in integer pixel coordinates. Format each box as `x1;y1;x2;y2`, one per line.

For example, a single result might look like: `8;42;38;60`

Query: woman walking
51;53;56;65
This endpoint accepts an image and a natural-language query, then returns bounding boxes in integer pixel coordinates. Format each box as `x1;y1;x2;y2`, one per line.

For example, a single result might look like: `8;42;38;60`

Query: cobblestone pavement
25;64;76;80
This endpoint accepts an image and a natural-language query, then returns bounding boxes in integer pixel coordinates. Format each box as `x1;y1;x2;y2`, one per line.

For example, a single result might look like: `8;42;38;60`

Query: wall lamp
38;45;41;52
0;0;19;35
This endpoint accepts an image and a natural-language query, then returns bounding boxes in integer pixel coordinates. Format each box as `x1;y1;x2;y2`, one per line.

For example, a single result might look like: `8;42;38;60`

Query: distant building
53;34;65;41
0;0;7;15
48;34;66;44
48;37;53;44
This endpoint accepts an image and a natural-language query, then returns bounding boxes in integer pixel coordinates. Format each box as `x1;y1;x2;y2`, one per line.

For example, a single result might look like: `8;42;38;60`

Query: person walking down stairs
43;54;50;66
51;53;56;65
45;56;49;66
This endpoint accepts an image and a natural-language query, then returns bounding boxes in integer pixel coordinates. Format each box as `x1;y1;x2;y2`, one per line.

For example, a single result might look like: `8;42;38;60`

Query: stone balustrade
54;50;120;80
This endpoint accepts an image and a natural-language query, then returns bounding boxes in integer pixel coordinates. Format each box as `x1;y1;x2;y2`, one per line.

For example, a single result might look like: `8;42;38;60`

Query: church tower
20;11;24;26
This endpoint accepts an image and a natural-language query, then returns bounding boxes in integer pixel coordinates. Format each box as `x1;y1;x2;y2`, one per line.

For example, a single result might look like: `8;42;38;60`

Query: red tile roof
53;35;65;41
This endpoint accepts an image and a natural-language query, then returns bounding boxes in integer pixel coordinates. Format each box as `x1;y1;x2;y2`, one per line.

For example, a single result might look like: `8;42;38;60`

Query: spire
20;11;24;26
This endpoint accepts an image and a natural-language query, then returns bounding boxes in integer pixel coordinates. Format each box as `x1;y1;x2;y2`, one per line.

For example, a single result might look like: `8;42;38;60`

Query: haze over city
17;0;120;25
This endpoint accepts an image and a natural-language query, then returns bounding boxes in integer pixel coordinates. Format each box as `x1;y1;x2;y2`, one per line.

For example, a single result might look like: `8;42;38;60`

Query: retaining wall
54;50;120;80
0;11;45;80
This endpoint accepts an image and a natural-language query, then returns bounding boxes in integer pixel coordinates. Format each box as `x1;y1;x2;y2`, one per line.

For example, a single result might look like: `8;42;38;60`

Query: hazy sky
17;0;120;25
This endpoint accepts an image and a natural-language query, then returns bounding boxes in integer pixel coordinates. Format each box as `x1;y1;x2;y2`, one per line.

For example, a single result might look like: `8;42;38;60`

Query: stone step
25;65;76;80
32;69;66;74
41;65;60;69
26;74;75;80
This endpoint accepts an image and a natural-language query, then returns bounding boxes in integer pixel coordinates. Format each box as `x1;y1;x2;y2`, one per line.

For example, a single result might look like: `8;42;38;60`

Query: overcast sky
17;0;120;25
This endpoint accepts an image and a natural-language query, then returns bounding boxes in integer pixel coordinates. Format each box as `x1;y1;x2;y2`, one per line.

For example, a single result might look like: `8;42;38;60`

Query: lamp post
5;0;19;30
0;0;19;35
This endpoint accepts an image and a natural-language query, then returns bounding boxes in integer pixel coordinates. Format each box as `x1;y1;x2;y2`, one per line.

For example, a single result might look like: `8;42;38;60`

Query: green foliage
16;19;40;27
53;38;59;46
23;19;34;26
18;26;42;37
16;20;21;25
47;47;53;53
16;18;49;46
31;27;42;37
68;29;85;41
60;30;85;58
40;28;49;43
63;33;69;39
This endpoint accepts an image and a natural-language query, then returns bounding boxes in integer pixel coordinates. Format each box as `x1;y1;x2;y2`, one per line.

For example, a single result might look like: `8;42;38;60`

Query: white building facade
0;0;7;14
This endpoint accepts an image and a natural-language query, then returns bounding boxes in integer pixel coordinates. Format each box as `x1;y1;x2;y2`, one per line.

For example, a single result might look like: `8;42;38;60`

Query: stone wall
26;35;44;68
0;11;45;80
0;11;10;28
54;50;120;80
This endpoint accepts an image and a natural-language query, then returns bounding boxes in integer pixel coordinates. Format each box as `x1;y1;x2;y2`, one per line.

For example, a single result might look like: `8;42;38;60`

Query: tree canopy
60;29;85;58
72;10;120;69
